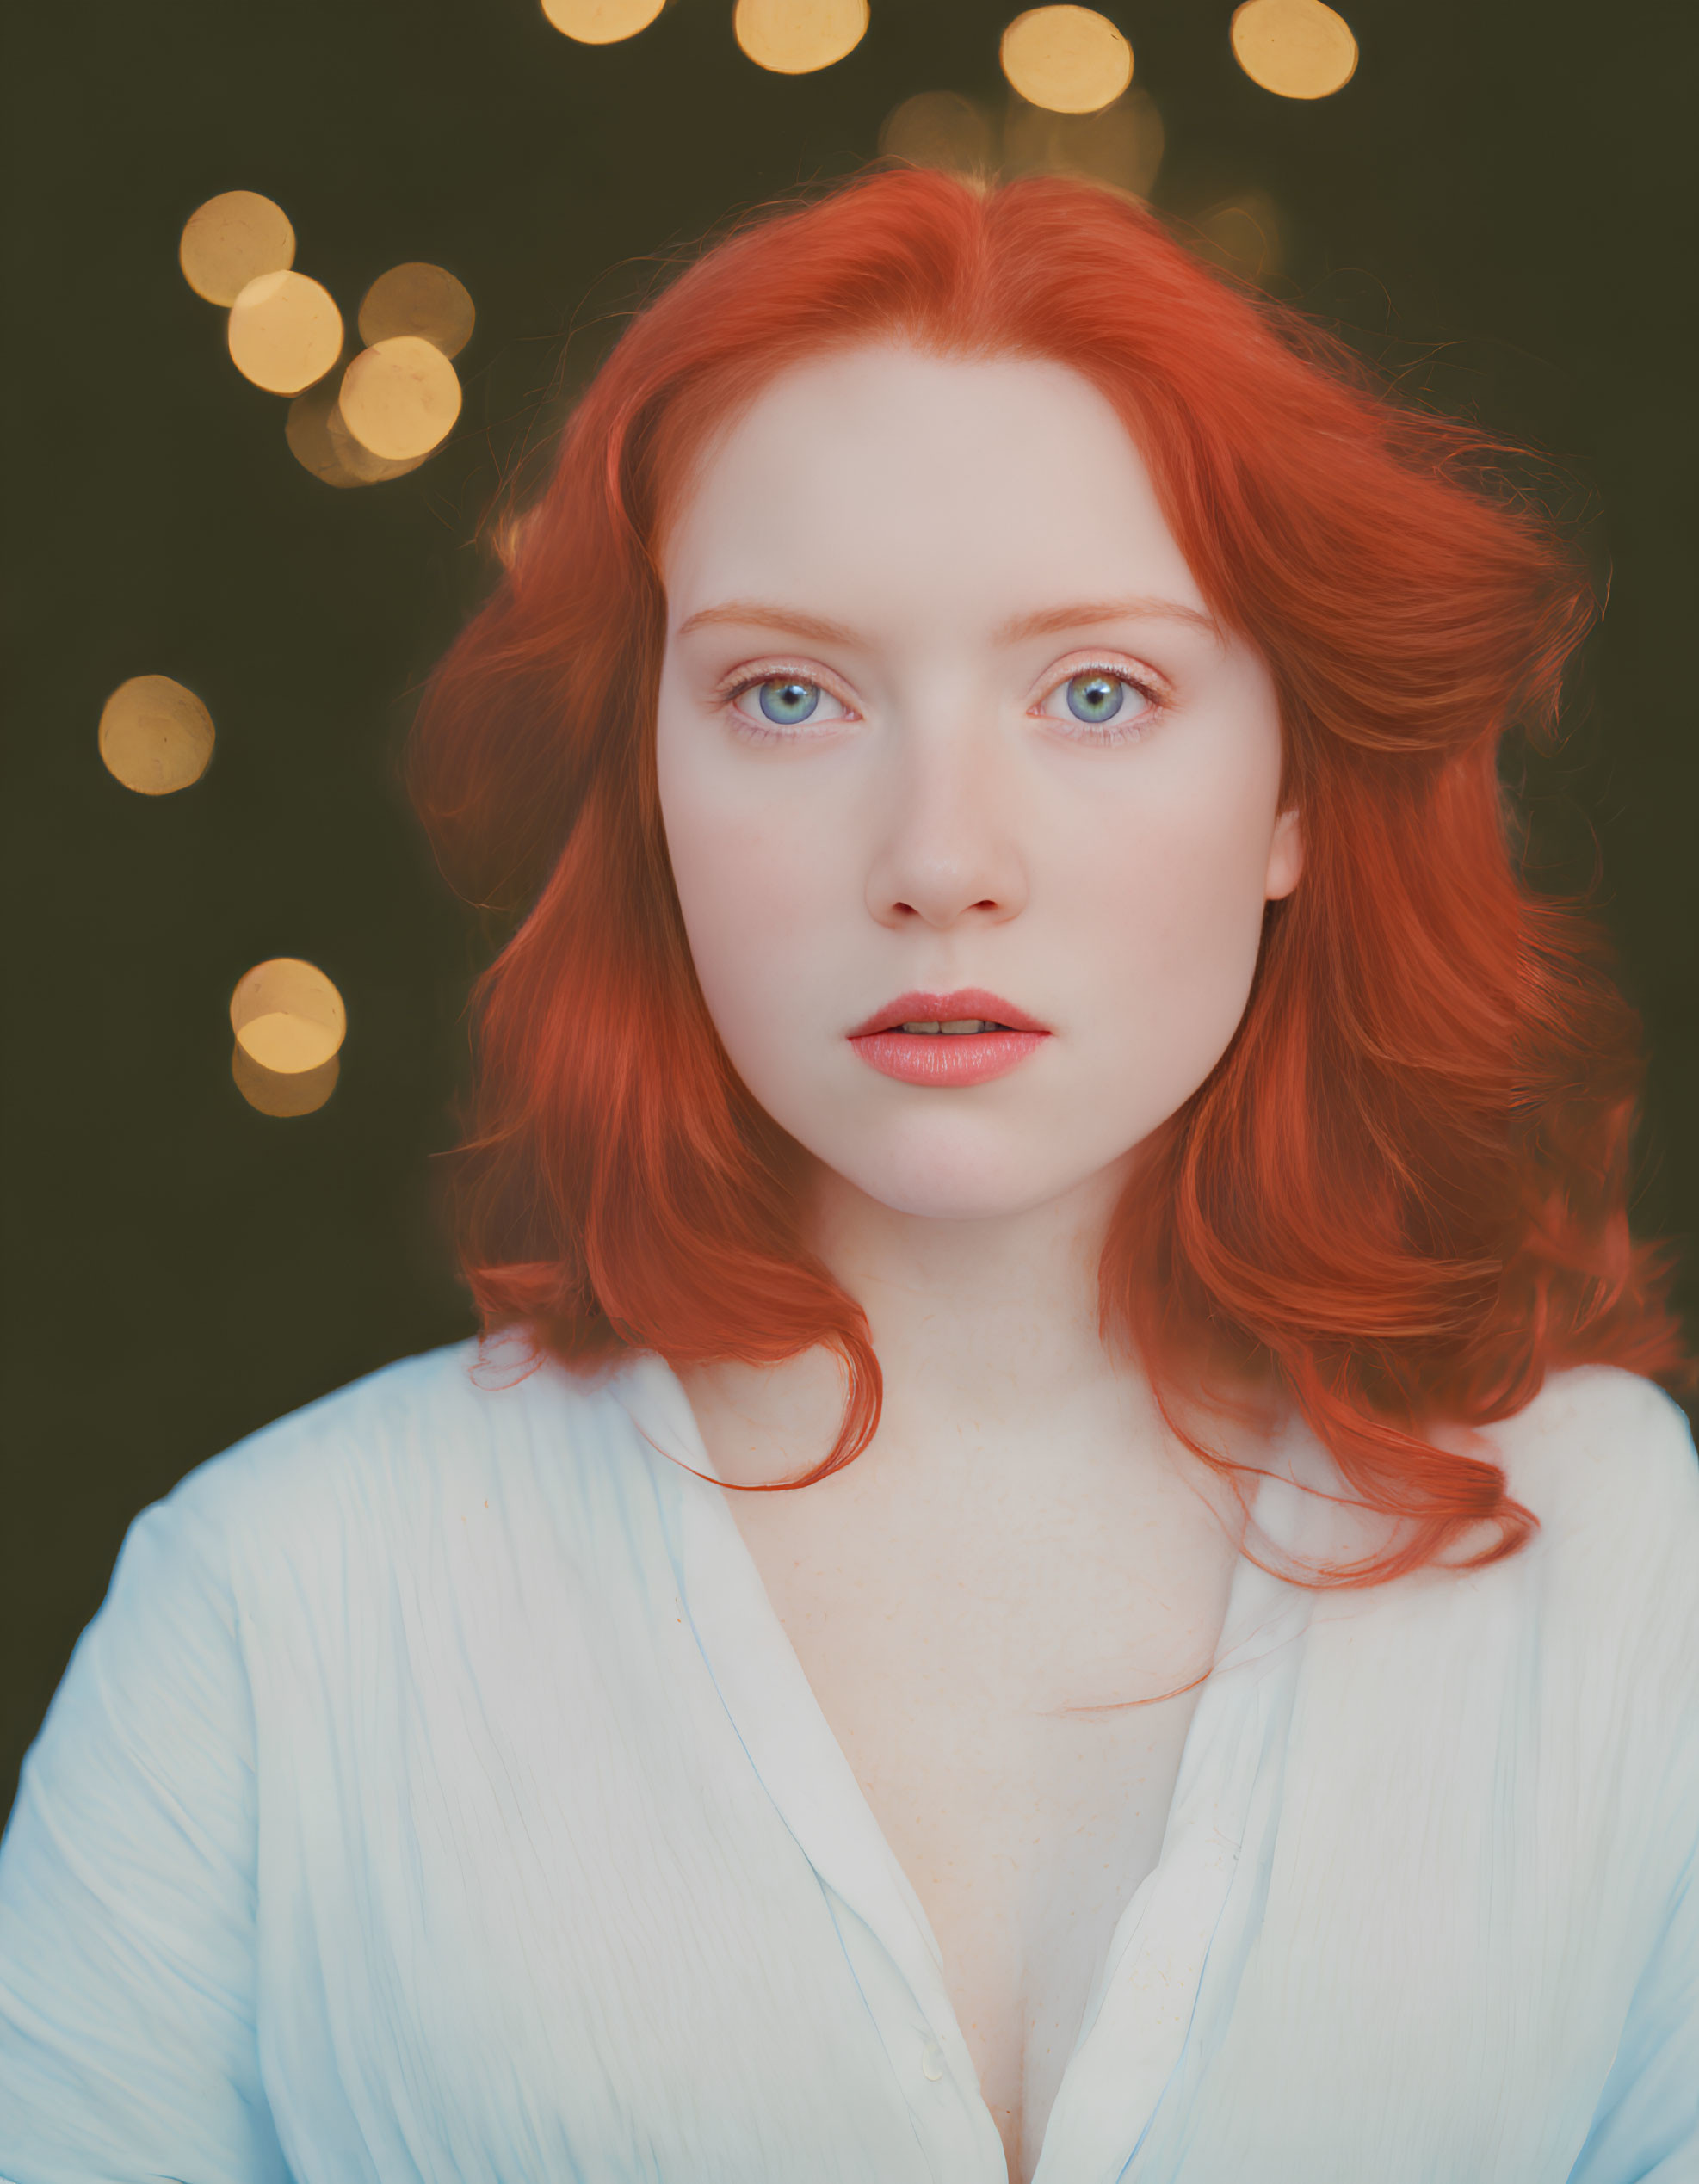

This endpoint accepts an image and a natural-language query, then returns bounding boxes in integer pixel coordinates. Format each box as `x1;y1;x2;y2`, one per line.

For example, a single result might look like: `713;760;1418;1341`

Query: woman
1;168;1694;2183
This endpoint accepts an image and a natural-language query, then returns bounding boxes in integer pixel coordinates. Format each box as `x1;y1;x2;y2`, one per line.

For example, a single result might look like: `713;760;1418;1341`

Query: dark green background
4;0;1694;1817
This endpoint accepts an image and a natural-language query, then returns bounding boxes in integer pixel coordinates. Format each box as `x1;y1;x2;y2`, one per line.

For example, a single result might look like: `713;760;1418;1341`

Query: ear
1264;804;1303;901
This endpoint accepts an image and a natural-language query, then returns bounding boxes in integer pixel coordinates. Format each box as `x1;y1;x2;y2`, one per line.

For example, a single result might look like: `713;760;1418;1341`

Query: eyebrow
995;596;1222;645
674;595;1221;647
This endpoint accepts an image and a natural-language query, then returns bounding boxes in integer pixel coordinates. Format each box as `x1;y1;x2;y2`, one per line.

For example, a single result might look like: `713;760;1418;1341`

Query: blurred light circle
326;398;429;482
541;0;665;39
1230;0;1356;98
733;0;868;74
287;378;427;486
1195;192;1283;281
286;379;366;489
339;336;461;460
1003;86;1163;195
227;270;343;395
230;958;347;1075
179;190;295;305
879;91;995;174
98;675;216;795
232;1043;340;1117
1000;6;1132;113
358;262;476;359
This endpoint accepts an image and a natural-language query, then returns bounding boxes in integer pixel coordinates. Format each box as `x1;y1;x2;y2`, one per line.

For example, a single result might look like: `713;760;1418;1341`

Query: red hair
410;166;1692;1587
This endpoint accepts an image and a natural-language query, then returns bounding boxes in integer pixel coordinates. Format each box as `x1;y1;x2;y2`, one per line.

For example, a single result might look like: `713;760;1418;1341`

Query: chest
725;1470;1241;2181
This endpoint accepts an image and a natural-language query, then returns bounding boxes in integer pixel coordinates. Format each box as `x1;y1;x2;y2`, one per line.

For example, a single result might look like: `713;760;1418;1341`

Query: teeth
897;1019;1000;1034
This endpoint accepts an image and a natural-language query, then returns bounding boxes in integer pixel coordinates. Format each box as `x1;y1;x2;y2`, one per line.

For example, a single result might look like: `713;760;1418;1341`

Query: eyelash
717;662;858;744
713;657;1168;745
1035;660;1165;746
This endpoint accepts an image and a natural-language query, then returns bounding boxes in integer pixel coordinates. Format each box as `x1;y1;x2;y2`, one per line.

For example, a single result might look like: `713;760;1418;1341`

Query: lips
848;988;1050;1088
847;990;1049;1038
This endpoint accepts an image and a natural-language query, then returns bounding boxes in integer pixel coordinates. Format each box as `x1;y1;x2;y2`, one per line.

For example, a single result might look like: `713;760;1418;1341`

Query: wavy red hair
410;166;1692;1587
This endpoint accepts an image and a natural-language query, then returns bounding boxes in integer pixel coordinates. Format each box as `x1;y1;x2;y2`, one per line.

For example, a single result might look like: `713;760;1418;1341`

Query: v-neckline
612;1350;1322;2183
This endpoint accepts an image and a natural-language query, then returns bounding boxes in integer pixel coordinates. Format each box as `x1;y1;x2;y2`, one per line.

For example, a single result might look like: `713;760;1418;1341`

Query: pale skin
654;345;1303;2183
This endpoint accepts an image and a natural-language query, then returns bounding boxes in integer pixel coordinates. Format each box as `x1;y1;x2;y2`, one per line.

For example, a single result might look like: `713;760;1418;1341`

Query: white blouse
0;1341;1696;2183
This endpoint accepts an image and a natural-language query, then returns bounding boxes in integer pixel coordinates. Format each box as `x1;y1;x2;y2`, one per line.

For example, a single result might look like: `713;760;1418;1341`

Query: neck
808;1158;1134;1434
680;1156;1174;1490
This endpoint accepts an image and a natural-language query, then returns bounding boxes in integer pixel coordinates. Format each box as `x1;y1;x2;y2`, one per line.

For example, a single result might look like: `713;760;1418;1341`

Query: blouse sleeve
0;1484;291;2183
1566;1822;1699;2184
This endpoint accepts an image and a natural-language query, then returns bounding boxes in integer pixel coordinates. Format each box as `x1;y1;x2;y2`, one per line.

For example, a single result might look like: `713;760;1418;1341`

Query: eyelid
714;657;862;718
1028;650;1171;712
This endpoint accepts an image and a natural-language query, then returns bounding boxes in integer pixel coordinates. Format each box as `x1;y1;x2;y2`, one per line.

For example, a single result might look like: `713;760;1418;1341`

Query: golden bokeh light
358;262;476;360
285;379;365;489
338;336;461;461
1230;0;1357;99
326;397;429;482
227;270;344;395
879;91;995;175
97;675;216;796
733;0;868;75
1194;192;1283;281
1000;6;1132;114
230;958;347;1075
327;404;428;489
541;0;666;40
1004;87;1163;195
232;1042;340;1118
285;379;422;488
179;190;296;306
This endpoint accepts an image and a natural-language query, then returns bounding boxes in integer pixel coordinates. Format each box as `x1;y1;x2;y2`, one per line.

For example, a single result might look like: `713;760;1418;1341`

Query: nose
864;719;1029;932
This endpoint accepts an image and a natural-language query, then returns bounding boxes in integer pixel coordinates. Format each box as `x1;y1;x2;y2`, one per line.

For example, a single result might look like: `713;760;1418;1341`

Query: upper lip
848;989;1051;1037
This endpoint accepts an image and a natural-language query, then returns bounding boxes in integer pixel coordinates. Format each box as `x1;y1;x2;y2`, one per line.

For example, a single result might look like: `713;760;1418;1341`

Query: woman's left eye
730;676;850;730
1037;669;1153;732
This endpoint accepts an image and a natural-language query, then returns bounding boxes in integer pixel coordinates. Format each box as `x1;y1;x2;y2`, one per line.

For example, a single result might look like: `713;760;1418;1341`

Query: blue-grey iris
1066;672;1125;724
758;677;821;725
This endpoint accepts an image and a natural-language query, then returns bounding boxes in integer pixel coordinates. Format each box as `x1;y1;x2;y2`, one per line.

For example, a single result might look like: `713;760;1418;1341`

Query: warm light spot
733;0;868;75
1000;6;1132;114
230;959;346;1075
285;380;364;489
1195;192;1283;281
1004;87;1163;194
98;675;215;795
541;0;665;38
232;1043;340;1117
285;370;429;486
358;262;476;359
179;191;295;306
338;336;461;460
879;91;995;174
1230;0;1356;99
227;270;343;395
327;397;429;482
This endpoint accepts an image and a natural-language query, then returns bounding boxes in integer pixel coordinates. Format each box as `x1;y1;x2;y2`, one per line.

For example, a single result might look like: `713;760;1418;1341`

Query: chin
823;1116;1109;1225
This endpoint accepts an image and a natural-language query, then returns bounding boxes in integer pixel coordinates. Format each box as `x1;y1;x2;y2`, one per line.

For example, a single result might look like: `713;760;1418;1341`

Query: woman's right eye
729;676;851;731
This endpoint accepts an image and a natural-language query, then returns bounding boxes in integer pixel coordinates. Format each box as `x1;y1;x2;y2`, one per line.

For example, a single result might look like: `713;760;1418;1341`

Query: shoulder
1481;1364;1699;1561
1469;1367;1699;1716
149;1335;653;1582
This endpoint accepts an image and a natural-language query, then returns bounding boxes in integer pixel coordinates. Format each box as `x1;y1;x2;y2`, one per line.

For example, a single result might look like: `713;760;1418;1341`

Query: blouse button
920;2037;944;2082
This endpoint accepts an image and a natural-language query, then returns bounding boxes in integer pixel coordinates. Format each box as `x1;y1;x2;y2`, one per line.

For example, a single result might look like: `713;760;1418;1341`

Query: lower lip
849;1029;1048;1087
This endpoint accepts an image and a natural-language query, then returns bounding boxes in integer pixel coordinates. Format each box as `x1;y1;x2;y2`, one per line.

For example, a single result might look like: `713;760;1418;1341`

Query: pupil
1067;673;1121;723
759;677;819;725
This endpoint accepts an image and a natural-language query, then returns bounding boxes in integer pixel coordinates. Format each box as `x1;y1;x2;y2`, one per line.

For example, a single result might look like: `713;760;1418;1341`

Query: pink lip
848;988;1051;1088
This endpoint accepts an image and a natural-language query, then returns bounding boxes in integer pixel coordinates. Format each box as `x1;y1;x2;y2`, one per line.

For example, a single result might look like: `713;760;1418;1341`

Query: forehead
660;344;1208;632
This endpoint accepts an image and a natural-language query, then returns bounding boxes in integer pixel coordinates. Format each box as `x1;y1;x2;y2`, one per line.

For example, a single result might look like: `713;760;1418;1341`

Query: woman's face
655;345;1301;1223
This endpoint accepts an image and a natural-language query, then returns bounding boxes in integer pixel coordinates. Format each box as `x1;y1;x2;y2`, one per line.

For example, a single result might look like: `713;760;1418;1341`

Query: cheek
658;743;843;1057
1081;779;1278;1052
